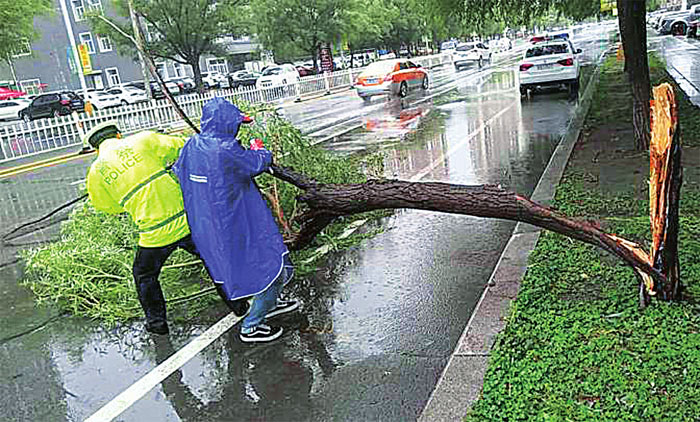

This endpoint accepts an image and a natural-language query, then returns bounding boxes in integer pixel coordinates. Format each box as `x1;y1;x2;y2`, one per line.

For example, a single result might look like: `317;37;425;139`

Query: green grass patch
20;103;387;324
466;52;700;420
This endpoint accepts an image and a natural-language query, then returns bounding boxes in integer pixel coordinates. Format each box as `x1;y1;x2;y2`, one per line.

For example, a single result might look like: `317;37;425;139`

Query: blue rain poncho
174;98;291;301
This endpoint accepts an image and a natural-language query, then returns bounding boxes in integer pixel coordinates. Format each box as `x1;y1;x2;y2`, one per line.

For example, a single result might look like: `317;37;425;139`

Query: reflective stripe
139;210;186;233
119;169;168;207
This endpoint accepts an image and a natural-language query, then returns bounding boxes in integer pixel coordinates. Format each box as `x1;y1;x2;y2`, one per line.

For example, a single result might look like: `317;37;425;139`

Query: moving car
228;70;259;89
106;85;148;105
256;64;300;89
0;99;30;121
453;42;491;70
83;90;121;110
353;59;429;102
519;38;582;96
19;91;84;122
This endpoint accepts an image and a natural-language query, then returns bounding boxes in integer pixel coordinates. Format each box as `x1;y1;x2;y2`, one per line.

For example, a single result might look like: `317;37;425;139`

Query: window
97;35;112;52
20;79;42;95
79;32;95;54
173;62;189;78
155;62;168;79
207;58;228;75
12;39;32;57
106;68;121;86
86;0;103;13
71;0;85;21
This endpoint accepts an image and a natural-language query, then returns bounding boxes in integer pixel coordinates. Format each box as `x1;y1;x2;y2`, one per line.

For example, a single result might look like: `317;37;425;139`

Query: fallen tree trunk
273;166;665;287
270;84;685;302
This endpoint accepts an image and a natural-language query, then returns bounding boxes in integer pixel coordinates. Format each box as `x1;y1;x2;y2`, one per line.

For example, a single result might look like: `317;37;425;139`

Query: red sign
319;46;334;72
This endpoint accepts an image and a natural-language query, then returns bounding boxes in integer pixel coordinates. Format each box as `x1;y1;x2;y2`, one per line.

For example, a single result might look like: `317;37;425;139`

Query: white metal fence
0;53;452;164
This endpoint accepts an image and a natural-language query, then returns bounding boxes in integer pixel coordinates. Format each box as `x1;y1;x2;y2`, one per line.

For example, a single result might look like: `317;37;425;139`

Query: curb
418;48;611;422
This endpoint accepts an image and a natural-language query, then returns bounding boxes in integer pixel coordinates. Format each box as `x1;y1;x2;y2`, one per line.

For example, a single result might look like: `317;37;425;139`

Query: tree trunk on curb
617;0;651;150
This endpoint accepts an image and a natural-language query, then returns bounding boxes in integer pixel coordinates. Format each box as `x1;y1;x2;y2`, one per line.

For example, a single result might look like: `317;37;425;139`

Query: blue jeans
241;263;293;332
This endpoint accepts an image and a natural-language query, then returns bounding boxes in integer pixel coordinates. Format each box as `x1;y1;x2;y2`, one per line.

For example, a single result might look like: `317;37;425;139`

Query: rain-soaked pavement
1;23;614;422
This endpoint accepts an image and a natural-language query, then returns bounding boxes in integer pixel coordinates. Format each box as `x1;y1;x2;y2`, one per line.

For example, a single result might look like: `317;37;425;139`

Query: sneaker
265;299;300;319
240;323;283;343
146;320;169;335
230;298;251;318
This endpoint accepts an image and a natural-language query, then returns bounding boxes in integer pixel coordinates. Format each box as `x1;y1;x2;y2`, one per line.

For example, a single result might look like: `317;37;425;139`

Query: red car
354;59;429;102
0;87;26;101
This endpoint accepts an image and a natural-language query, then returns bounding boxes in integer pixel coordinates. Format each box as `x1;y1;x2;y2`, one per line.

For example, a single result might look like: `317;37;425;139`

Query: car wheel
488;54;492;62
21;111;30;123
421;76;429;90
53;109;62;118
361;96;371;103
568;80;580;96
672;22;687;36
478;57;483;68
398;81;408;98
121;100;128;106
519;86;528;96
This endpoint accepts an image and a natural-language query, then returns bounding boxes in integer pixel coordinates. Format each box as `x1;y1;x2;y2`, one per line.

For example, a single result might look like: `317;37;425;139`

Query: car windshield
525;43;570;57
262;67;282;76
456;43;476;51
362;61;396;76
441;41;456;50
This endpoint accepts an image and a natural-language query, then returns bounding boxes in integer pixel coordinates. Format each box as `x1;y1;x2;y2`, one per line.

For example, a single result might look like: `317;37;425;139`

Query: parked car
126;80;179;99
200;72;229;89
19;91;84;122
353;59;429;102
83;90;121;110
453;42;491;70
659;11;691;35
0;99;30;121
106;85;148;105
227;70;259;89
518;38;582;96
256;64;301;89
687;5;700;37
166;77;196;94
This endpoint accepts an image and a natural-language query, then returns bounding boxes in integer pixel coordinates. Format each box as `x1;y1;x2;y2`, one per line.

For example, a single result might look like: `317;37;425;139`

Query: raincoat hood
200;97;247;137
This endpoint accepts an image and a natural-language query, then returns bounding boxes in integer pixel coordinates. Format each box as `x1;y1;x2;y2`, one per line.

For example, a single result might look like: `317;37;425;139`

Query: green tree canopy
0;0;52;59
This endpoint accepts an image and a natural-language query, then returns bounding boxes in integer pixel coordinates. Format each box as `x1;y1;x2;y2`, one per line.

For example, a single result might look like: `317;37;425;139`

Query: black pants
132;234;243;325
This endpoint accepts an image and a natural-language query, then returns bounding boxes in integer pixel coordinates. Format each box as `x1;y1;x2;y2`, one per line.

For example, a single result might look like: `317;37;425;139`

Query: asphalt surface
0;23;614;422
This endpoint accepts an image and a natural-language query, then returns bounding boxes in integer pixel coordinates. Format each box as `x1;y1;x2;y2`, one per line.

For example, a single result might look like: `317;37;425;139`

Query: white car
106;85;148;105
440;40;458;53
0;99;30;121
84;90;121;110
200;72;229;89
518;39;582;96
256;64;300;89
453;42;491;70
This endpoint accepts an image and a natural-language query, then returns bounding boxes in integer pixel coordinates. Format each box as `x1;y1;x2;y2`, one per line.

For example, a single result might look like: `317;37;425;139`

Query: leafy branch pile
21;103;384;324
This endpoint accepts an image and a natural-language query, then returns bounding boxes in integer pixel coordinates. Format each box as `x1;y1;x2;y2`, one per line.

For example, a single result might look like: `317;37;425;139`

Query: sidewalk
420;41;700;420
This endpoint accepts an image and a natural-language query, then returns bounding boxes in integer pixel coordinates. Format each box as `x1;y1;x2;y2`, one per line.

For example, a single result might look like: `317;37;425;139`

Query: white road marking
85;312;244;422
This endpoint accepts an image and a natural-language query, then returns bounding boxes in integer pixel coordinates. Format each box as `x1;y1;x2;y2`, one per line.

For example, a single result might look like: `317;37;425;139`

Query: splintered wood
644;83;682;300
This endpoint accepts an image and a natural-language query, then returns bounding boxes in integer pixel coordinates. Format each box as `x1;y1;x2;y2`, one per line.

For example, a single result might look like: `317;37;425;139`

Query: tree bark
271;166;665;287
617;0;651;150
191;58;204;94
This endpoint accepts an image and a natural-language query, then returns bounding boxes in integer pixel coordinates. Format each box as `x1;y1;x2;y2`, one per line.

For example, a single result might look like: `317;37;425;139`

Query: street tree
249;0;358;68
89;0;242;92
0;0;52;84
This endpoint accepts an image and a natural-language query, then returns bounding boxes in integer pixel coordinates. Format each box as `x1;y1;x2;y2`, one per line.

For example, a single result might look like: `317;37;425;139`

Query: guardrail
0;53;452;164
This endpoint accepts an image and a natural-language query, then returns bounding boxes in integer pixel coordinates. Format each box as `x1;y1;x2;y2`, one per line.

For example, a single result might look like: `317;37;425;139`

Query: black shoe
146;320;169;335
265;299;300;319
231;298;251;318
240;323;283;343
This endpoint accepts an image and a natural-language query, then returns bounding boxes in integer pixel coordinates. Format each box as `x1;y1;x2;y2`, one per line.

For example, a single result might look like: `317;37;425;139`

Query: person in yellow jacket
85;121;247;335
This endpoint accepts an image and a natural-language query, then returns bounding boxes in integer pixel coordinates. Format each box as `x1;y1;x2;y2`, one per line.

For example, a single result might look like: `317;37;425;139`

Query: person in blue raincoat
174;98;298;343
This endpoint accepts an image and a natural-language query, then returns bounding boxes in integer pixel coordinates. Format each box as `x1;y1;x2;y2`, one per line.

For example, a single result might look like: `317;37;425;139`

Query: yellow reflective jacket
86;131;190;247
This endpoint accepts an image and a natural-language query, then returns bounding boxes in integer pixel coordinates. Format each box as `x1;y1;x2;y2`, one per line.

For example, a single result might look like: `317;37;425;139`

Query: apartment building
0;0;259;94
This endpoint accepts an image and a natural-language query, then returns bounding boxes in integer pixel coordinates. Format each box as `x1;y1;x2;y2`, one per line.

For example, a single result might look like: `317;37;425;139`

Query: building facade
0;0;260;94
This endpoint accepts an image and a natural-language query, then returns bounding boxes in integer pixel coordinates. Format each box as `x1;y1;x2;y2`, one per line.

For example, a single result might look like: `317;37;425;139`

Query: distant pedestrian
85;121;248;335
174;98;298;344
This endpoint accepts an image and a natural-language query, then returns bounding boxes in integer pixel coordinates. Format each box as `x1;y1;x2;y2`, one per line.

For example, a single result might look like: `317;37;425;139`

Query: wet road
1;24;614;422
